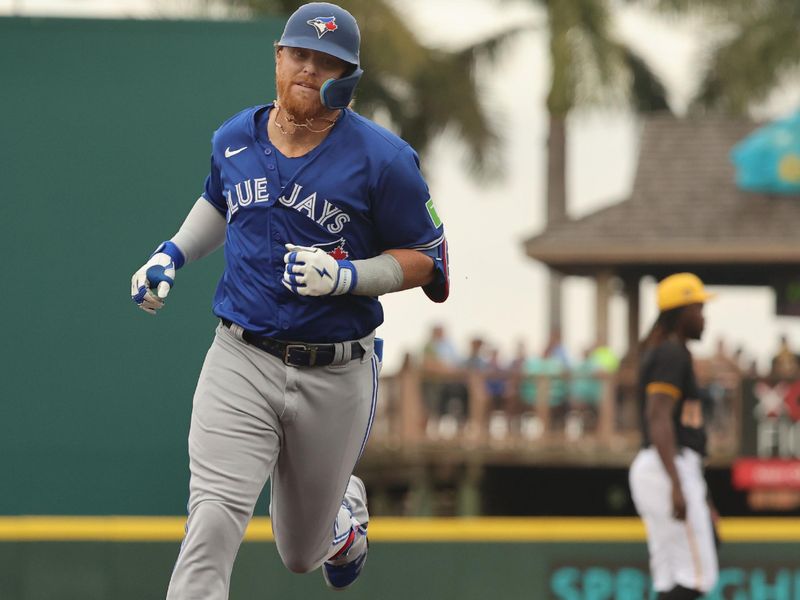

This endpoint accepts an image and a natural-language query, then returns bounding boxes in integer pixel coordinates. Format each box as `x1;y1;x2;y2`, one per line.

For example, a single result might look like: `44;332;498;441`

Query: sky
4;0;800;373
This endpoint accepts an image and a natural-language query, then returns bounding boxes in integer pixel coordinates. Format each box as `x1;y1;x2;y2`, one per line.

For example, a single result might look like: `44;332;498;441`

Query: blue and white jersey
202;103;446;343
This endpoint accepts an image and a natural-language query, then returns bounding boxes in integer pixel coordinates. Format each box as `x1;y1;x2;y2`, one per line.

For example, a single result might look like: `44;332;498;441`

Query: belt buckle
284;343;317;367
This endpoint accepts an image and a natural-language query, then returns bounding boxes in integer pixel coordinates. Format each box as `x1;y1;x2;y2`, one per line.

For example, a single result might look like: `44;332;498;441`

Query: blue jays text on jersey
202;103;447;343
225;180;352;235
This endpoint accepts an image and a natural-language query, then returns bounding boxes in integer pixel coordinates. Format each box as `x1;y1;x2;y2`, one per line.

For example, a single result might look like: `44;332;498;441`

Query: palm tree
516;0;669;332
218;0;532;175
652;0;800;115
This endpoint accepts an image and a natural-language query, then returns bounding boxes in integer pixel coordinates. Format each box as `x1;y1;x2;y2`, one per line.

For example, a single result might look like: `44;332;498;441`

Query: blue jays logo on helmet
307;16;338;38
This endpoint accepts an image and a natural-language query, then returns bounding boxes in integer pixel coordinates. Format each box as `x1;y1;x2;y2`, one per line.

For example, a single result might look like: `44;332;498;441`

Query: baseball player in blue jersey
130;3;449;596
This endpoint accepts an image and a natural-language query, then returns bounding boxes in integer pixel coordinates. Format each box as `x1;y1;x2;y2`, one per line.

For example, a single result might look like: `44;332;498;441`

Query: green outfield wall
0;16;283;515
0;517;798;599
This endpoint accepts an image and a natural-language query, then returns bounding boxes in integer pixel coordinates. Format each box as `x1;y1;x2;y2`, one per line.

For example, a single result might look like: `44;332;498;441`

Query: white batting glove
131;252;176;314
282;243;357;296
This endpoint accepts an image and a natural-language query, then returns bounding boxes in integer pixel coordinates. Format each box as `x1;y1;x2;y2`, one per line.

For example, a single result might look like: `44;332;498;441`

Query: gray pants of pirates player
166;323;377;599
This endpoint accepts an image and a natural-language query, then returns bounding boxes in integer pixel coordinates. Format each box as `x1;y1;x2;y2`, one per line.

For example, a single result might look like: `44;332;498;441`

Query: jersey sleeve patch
646;382;681;399
426;199;442;228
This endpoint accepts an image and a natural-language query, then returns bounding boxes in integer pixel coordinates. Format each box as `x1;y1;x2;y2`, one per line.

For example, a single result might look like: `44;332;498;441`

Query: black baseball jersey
638;338;706;455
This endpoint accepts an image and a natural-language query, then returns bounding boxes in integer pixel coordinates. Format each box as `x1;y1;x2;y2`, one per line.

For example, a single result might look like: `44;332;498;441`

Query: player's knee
189;500;248;542
281;554;317;574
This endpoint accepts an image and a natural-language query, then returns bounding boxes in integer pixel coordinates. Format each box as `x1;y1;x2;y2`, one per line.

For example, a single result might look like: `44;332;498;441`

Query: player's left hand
283;243;356;296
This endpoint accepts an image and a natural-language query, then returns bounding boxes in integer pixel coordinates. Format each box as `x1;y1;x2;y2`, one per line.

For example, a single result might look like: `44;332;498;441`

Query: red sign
732;458;800;489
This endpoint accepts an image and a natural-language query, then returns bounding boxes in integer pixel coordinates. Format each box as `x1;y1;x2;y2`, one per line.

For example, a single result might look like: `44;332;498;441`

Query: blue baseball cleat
322;530;368;591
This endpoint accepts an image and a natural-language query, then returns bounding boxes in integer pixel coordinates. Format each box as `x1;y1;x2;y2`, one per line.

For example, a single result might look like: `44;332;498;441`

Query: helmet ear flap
320;67;363;109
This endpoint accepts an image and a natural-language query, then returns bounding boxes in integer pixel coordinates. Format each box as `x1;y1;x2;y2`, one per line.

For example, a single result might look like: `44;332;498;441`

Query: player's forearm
348;253;403;296
347;250;433;297
651;424;680;485
170;197;227;265
382;249;434;290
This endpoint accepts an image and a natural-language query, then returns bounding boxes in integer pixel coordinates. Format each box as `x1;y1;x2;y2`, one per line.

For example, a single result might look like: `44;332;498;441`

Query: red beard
276;73;326;123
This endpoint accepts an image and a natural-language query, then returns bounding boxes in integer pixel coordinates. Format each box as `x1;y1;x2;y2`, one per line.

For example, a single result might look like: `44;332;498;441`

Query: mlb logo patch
307;16;338;38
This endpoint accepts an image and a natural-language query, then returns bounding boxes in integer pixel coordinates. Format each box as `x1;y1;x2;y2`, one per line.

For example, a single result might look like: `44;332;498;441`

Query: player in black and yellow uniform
629;273;719;600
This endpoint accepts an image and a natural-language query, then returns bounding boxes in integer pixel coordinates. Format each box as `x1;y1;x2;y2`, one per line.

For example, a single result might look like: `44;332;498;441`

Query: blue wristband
337;260;358;294
152;240;186;269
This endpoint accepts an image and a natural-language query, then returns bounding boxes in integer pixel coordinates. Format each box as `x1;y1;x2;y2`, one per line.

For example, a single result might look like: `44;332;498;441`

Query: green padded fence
0;16;283;515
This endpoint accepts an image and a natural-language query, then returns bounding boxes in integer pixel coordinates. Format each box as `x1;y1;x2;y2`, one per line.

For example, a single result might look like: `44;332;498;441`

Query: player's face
276;46;349;121
682;303;705;340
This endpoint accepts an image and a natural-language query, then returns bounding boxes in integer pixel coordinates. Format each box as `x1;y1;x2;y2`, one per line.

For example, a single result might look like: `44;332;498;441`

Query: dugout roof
524;114;800;285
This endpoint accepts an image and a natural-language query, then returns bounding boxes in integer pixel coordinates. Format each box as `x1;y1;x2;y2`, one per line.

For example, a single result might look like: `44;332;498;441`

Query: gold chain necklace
273;101;339;135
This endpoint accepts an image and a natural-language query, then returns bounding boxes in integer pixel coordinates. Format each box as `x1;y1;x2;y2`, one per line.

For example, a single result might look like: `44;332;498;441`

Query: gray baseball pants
166;323;377;599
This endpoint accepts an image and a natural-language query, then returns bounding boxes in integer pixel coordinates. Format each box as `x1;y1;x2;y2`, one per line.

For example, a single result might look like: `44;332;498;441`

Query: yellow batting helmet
657;272;715;312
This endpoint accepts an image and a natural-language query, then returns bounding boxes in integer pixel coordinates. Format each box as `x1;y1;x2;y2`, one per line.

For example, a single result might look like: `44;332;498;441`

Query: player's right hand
671;484;687;521
131;252;176;314
282;243;356;296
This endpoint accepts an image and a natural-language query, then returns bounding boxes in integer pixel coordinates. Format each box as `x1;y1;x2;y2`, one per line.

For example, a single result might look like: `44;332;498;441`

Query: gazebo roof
525;114;800;282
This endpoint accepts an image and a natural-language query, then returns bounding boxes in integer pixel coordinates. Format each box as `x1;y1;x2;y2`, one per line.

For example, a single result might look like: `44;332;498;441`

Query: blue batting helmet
277;2;363;110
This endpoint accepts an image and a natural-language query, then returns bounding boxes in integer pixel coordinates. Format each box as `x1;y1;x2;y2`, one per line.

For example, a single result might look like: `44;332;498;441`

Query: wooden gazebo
525;114;800;352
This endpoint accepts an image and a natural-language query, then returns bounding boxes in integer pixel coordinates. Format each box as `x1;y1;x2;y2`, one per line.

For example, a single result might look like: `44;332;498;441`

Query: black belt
221;319;365;367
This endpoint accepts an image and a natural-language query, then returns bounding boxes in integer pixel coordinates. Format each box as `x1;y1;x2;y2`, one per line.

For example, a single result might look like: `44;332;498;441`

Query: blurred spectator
508;340;528;407
421;325;467;438
544;328;571;369
463;337;489;370
485;347;512;442
509;340;528;372
703;337;741;433
565;345;618;439
462;336;496;441
568;348;603;437
519;334;570;435
485;346;508;410
589;345;619;374
614;355;640;431
771;334;799;379
422;324;461;371
506;340;532;438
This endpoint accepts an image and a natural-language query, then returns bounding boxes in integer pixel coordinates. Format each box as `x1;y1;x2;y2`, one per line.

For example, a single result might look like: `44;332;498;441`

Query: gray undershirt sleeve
351;253;404;296
170;197;227;265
